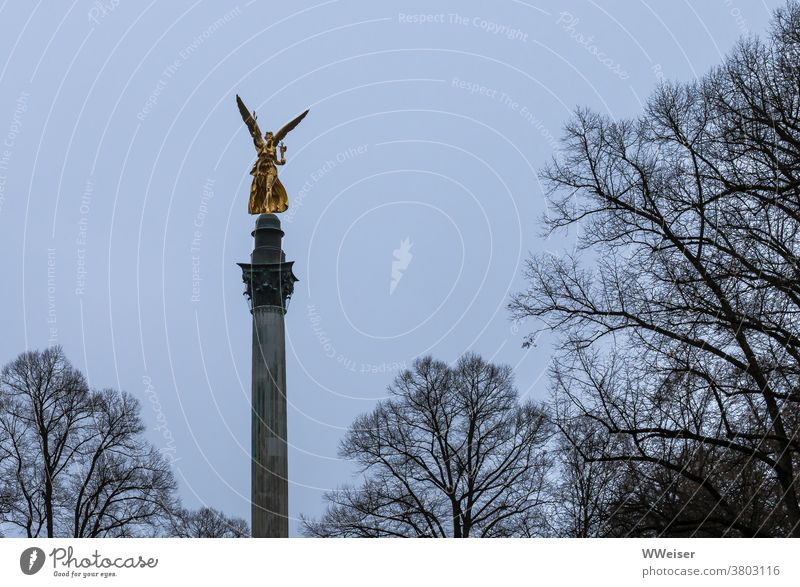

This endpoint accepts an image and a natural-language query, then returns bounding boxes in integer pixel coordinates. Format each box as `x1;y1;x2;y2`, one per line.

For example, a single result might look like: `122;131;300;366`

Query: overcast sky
0;0;782;535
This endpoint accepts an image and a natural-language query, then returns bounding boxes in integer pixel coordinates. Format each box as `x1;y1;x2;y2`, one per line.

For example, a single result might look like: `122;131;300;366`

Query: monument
236;95;307;537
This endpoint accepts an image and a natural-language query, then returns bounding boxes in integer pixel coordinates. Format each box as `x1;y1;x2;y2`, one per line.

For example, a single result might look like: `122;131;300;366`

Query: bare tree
548;415;631;537
0;347;91;536
68;389;177;537
0;347;176;537
303;354;552;537
169;506;249;537
0;394;10;534
510;2;800;537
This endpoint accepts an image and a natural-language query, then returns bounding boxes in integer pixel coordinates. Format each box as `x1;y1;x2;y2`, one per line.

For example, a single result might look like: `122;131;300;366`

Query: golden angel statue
236;95;309;214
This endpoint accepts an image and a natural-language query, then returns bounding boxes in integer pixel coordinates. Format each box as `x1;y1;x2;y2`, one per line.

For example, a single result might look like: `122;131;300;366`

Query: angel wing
274;109;309;144
236;95;264;149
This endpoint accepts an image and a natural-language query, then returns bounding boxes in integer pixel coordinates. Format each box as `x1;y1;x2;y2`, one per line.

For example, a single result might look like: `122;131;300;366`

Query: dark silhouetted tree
511;2;800;537
0;347;175;537
303;354;552;537
170;506;249;537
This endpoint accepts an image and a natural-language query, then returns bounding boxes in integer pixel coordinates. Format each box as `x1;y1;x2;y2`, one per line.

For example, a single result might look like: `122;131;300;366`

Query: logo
390;237;413;295
20;547;46;575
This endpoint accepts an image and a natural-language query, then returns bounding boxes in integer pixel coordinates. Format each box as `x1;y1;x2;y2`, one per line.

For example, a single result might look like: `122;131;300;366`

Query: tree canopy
303;354;551;537
510;2;800;537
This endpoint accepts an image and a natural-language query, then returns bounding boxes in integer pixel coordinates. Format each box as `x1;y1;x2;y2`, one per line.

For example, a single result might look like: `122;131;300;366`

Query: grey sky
0;0;781;535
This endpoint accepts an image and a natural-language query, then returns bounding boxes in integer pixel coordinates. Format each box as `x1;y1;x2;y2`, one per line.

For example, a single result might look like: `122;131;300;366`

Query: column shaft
251;305;288;537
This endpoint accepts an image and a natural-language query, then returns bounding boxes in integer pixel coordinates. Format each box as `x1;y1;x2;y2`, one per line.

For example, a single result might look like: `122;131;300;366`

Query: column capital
238;261;298;312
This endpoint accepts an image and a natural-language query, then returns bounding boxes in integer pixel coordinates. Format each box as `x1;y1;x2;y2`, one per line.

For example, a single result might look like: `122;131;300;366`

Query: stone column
238;214;298;538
